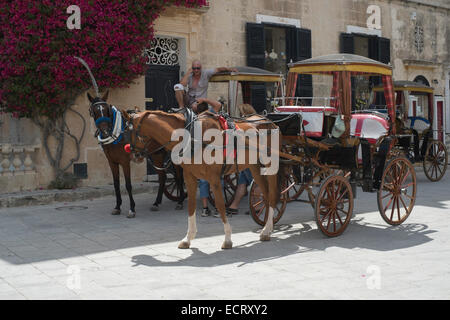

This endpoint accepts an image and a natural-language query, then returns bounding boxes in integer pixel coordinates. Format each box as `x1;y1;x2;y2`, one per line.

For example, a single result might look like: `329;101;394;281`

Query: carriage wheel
283;165;304;202
305;168;337;209
423;140;448;182
208;173;238;208
249;180;287;227
163;173;186;202
377;157;416;225
314;175;353;237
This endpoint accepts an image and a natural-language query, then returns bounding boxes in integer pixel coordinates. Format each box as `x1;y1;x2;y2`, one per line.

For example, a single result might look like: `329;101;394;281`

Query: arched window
413;75;430;86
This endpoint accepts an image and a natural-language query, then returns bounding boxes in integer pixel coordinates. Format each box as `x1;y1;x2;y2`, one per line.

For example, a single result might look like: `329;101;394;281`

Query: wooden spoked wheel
377;157;416;225
208;173;238;207
248;180;288;227
304;168;337;209
285;172;302;202
423;140;448;182
314;175;354;237
163;162;186;202
163;172;186;202
275;164;303;202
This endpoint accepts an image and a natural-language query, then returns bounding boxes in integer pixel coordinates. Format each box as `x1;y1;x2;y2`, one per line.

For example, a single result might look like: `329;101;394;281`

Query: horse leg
122;162;136;218
264;173;279;240
110;161;122;215
209;177;233;249
249;166;273;241
151;170;166;211
178;170;198;249
175;166;184;210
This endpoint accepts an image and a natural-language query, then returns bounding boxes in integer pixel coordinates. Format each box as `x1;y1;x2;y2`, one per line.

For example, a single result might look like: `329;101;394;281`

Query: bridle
90;100;111;124
128;111;180;158
90;99;123;145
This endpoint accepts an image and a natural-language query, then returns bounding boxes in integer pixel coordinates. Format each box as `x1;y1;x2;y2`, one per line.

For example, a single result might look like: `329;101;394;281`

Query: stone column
1;144;12;177
12;147;24;176
23;147;35;173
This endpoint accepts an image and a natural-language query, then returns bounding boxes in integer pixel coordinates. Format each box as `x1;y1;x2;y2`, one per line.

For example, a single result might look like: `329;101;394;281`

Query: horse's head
121;109;148;156
121;109;185;158
87;91;113;138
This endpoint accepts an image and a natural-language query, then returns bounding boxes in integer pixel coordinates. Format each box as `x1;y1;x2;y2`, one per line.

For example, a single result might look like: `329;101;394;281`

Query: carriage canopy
210;66;283;116
287;54;395;136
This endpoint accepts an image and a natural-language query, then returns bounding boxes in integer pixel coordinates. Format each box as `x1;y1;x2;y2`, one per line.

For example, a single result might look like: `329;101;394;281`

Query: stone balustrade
0;143;40;192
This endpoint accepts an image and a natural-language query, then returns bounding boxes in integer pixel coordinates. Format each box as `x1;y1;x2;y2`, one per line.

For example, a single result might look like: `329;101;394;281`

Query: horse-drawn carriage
249;54;417;237
370;81;448;181
80;52;419;247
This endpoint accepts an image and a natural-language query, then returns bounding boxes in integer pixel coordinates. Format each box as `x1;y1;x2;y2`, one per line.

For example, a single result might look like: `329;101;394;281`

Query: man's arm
180;68;192;86
196;97;222;112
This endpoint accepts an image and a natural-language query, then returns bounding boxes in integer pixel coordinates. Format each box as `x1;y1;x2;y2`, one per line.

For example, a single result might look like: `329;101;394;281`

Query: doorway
144;36;182;175
145;64;180;112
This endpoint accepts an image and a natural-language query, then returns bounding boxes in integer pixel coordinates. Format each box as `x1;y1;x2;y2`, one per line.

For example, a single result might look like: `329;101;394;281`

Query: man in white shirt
174;60;236;108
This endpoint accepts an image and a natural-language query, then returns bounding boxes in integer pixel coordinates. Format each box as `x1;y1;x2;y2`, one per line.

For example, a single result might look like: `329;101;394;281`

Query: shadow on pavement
131;219;435;268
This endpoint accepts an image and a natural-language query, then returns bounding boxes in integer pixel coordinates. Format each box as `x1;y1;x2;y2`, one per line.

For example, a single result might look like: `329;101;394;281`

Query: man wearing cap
174;60;237;109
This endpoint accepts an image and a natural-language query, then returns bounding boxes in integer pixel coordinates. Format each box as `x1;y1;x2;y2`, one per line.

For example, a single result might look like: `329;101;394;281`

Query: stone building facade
1;0;449;193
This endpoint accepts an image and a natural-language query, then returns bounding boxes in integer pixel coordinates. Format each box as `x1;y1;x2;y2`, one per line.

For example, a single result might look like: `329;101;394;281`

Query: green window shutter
246;22;265;68
340;33;354;53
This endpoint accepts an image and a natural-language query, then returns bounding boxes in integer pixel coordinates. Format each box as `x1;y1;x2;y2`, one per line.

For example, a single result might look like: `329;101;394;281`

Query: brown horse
122;109;281;249
87;92;186;216
87;91;137;218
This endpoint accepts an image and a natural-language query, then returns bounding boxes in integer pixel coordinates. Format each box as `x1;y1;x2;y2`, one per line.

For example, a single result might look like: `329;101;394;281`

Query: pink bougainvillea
0;0;207;118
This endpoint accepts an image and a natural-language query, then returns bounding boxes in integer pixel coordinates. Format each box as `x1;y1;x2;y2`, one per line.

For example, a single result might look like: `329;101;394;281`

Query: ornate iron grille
414;23;424;54
144;37;180;66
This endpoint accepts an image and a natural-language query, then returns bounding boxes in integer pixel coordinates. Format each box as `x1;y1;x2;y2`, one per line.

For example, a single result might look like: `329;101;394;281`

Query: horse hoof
178;241;190;249
127;210;136;219
260;234;271;242
150;205;159;211
221;241;233;250
175;204;183;210
111;209;121;215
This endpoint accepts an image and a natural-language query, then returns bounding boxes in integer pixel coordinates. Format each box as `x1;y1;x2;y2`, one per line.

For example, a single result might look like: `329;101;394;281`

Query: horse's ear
134;106;141;112
121;109;132;122
87;92;94;103
101;90;109;101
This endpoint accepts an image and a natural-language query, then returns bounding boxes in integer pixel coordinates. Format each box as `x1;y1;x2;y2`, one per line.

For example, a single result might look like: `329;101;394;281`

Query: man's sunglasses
192;67;201;70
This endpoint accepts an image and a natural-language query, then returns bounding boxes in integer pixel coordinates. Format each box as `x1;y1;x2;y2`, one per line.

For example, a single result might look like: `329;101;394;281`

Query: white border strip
256;14;301;28
346;25;382;37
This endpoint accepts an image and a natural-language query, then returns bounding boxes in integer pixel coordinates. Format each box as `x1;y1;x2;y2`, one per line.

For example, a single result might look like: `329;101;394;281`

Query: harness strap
97;106;123;145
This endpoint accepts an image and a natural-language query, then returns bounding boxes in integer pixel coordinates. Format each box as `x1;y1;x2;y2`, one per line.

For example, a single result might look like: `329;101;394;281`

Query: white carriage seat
350;114;389;144
276;106;337;137
404;117;430;134
351;114;389;163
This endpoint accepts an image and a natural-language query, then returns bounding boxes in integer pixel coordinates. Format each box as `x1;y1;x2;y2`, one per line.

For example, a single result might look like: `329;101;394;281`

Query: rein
129;110;197;160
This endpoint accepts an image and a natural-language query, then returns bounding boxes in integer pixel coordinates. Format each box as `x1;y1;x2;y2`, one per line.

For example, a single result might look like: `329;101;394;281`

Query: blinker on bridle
91;100;112;127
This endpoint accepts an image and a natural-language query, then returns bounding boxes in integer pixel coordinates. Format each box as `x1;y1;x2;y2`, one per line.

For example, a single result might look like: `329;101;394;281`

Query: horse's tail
74;56;99;97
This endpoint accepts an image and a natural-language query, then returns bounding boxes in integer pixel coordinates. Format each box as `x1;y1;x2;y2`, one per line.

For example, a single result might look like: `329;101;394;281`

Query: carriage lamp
124;144;131;153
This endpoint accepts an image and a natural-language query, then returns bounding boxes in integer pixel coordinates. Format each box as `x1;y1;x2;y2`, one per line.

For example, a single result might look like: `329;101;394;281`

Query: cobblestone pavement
0;170;449;300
